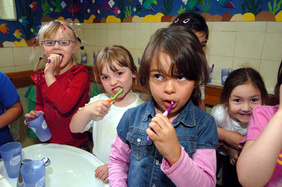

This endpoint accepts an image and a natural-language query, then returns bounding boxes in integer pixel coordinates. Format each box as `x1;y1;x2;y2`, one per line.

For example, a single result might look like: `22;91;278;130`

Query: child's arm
108;136;130;186
70;100;110;133
217;127;243;150
237;86;282;186
45;70;90;114
162;148;217;187
0;101;23;128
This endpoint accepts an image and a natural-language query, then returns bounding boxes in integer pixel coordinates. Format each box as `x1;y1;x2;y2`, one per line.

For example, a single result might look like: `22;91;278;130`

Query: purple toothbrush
146;101;175;142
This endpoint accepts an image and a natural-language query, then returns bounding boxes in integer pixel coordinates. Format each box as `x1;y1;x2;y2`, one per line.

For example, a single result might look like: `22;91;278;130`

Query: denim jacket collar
142;98;196;128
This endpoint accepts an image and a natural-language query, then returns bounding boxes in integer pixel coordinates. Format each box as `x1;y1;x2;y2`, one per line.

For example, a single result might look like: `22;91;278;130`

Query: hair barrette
32;38;37;44
62;24;66;30
174;18;179;23
183;18;190;24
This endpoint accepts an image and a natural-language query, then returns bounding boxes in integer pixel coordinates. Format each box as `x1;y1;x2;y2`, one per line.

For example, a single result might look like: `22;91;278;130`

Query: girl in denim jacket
109;26;218;187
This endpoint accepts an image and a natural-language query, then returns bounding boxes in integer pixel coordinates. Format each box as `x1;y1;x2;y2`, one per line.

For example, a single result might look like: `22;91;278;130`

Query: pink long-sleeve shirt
109;135;217;187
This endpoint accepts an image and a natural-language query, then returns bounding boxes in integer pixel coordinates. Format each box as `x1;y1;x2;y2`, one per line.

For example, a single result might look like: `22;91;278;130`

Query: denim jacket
117;99;218;186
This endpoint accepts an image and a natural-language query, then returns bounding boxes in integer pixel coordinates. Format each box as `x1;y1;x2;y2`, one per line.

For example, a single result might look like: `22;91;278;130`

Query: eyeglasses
41;39;74;46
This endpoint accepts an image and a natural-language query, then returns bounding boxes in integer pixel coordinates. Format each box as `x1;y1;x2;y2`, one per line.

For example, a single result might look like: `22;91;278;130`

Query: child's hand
147;114;181;165
224;131;243;150
223;144;239;166
24;110;44;126
88;100;111;117
44;54;63;75
95;164;109;184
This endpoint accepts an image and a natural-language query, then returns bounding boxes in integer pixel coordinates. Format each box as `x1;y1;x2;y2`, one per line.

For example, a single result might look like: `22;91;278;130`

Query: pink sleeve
108;136;130;186
240;105;277;145
161;147;216;187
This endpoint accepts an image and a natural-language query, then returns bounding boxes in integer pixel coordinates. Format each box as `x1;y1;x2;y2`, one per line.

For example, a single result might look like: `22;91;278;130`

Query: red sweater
32;65;90;147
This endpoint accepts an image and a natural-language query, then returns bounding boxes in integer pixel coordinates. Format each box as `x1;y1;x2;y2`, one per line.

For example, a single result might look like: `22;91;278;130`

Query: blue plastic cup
221;68;233;85
21;160;46;187
26;112;52;142
0;142;22;178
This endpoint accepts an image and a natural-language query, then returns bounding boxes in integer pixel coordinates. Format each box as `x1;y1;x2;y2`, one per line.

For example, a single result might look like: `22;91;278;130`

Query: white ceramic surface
0;143;109;187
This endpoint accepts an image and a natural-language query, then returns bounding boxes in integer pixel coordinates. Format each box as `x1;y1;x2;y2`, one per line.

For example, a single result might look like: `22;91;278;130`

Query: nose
164;79;176;94
110;78;117;86
242;102;251;112
53;41;61;48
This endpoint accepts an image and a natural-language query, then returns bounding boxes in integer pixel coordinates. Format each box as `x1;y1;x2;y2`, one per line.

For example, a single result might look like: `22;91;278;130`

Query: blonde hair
94;45;137;82
31;20;83;70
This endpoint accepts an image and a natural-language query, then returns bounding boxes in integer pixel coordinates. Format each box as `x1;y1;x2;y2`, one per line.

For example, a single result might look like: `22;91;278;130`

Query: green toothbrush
107;89;123;103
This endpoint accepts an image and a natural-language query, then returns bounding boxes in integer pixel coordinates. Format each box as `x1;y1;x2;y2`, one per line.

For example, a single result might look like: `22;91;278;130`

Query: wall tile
209;31;236;57
95;29;107;47
0;48;14;67
234;32;265;59
121;29;135;49
83;29;95;46
13;47;32;66
260;59;281;93
107;28;121;46
266;22;282;33
135;24;152;49
261;33;282;61
237;22;267;32
232;57;261;70
212;22;238;31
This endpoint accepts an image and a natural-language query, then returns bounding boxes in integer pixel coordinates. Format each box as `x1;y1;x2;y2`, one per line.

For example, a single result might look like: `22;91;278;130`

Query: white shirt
83;93;144;164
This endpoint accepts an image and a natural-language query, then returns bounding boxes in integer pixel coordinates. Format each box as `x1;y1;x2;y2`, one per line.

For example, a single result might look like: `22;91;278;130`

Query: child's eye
251;98;259;103
233;99;240;103
101;76;108;80
117;72;123;76
177;76;186;81
154;74;163;80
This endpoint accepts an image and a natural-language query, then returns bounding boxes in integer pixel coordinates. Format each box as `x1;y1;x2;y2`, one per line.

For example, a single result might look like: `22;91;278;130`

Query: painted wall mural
0;0;281;47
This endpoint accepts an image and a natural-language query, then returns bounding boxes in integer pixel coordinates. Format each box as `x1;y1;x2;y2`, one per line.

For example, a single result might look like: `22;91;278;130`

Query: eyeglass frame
41;39;75;46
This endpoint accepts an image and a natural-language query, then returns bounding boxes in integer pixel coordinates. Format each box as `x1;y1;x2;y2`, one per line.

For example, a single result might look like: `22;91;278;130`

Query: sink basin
0;143;109;187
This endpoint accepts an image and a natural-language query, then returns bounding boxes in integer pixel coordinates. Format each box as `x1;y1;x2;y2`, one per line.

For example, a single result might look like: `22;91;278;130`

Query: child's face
100;61;135;100
194;31;207;52
149;52;195;118
228;82;262;124
41;28;78;70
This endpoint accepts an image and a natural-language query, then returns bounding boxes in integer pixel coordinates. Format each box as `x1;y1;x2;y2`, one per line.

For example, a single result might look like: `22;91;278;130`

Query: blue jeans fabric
117;99;218;186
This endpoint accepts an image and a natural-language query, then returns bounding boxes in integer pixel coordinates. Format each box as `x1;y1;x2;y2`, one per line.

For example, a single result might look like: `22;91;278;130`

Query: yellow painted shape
277;153;282;165
14;39;28;47
275;10;282;21
142;13;164;22
84;15;96;23
57;16;66;22
106;15;121;23
243;13;255;21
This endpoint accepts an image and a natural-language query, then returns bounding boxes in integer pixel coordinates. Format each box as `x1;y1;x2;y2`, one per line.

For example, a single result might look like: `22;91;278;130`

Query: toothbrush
146;101;175;142
107;89;123;103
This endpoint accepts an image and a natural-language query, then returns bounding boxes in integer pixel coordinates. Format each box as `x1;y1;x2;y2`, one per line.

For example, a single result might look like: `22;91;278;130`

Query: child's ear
72;43;79;53
132;74;137;79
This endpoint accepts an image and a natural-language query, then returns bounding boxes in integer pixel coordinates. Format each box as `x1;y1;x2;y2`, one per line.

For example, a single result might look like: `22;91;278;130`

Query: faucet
17;157;51;187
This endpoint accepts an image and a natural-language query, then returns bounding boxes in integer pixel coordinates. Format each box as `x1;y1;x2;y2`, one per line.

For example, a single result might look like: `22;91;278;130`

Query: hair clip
183;18;190;24
62;24;66;30
39;57;43;62
33;38;37;44
174;18;179;23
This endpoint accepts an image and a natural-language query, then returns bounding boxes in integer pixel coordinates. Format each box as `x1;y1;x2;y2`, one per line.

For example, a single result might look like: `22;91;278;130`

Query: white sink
0;143;109;187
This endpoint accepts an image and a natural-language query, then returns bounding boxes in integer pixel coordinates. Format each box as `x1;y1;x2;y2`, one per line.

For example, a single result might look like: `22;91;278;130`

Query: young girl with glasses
24;20;90;150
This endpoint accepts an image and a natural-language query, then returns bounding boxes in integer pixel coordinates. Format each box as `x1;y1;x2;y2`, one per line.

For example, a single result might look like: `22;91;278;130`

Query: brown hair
274;60;282;98
139;26;209;106
220;67;268;105
94;45;137;82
